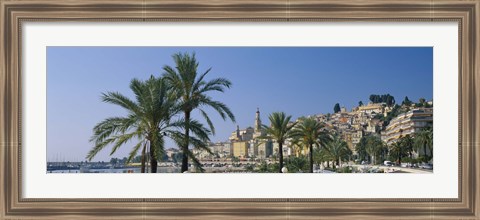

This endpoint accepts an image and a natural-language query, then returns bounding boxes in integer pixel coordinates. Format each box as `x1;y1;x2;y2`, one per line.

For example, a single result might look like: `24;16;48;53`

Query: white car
383;161;394;166
419;163;433;169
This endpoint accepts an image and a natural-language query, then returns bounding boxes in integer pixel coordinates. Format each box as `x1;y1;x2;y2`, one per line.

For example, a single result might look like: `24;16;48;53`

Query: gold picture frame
1;0;479;219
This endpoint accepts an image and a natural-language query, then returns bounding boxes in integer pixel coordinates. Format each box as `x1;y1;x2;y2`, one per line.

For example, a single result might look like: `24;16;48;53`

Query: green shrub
336;166;353;173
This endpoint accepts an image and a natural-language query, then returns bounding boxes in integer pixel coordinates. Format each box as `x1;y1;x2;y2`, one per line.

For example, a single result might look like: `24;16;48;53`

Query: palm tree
163;52;235;172
313;147;332;169
401;135;415;163
317;130;333;166
365;136;383;164
379;143;389;163
414;127;433;162
291;118;330;173
259;112;296;173
389;141;407;165
325;136;350;167
87;76;180;173
355;137;369;163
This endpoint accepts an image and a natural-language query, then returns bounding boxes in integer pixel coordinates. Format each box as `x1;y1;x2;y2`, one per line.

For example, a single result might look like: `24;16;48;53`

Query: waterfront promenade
48;161;433;173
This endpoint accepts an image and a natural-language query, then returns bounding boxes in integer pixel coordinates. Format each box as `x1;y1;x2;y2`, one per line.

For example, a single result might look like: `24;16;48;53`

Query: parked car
419;163;433;170
400;162;418;168
383;161;394;166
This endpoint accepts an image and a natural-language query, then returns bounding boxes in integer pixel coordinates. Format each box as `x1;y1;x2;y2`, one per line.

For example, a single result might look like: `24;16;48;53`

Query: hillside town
162;95;433;170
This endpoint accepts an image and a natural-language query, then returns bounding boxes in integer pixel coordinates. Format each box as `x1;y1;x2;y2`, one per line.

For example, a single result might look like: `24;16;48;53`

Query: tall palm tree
291;118;330;173
325;135;350;167
379;143;389;163
163;52;235;172
389;141;407;165
355;137;369;163
401;135;415;163
365;135;383;164
259;112;296;173
87;76;180;173
414;127;433;162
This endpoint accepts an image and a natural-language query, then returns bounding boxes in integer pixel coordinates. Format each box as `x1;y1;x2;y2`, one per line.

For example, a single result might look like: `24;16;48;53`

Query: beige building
229;126;254;142
356;103;385;115
256;141;273;159
342;130;364;154
315;114;329;123
351;130;364;149
207;142;231;158
232;141;249;158
382;108;433;145
343;132;354;150
352;112;370;127
366;119;382;133
230;108;273;159
192;146;215;160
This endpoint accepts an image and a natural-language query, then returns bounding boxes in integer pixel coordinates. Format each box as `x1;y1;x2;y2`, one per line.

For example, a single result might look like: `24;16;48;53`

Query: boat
79;165;91;173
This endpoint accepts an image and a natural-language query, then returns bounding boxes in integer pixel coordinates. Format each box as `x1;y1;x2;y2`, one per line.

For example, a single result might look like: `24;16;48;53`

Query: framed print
1;0;479;219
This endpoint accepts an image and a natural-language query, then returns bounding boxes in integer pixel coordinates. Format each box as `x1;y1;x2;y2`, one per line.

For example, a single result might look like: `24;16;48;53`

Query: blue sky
47;47;433;162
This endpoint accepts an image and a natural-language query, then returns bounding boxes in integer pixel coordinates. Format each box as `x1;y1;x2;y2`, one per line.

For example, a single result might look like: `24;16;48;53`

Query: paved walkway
350;164;433;173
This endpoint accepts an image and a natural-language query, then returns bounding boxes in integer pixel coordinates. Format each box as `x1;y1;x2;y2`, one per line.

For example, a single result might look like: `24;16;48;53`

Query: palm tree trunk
278;142;283;173
181;111;191;173
150;144;157;173
309;144;313;173
141;144;146;173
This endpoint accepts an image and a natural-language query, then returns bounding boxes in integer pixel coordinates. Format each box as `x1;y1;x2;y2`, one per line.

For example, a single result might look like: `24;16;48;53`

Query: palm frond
184;149;204;173
127;141;144;163
192;67;211;92
90;116;135;143
86;135;117;161
101;91;141;115
153;134;165;161
188;119;212;142
109;131;141;156
199;108;215;135
189;136;209;152
198;77;232;94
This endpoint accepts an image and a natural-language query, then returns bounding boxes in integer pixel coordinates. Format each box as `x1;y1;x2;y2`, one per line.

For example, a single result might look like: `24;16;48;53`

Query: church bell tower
255;107;261;133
